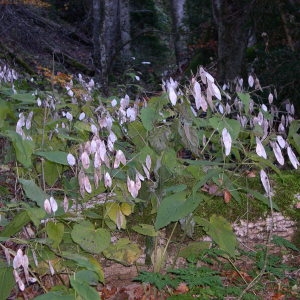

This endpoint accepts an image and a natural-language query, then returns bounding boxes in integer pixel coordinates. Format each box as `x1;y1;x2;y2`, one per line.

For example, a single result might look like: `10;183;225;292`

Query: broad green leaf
0;100;14;128
288;121;300;155
43;160;63;186
105;203;126;229
74;121;93;132
70;277;99;300
237;92;251;114
149;126;172;152
74;270;99;285
0;210;30;237
155;192;202;230
35;151;69;165
103;238;141;266
132;224;158;237
178;242;211;260
71;221;110;254
34;291;75;300
19;179;49;207
26;207;46;228
140;107;156;131
6;131;34;168
127;121;147;150
196;215;237;257
162;148;179;173
61;252;104;282
9;92;36;104
0;265;15;300
164;184;187;194
46;222;64;248
208;117;240;140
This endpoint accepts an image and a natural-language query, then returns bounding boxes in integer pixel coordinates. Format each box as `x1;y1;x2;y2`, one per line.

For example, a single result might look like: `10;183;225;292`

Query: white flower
84;175;92;193
79;112;85;120
67;153;76;166
256;137;267;159
44;197;58;214
37;98;42;107
104;172;112;188
260;169;272;197
222;128;232;156
127;176;139;198
114;150;126;168
287;146;300;169
120;94;130;109
111;99;117;107
81;151;90;169
126;107;137;121
166;78;178;106
248;75;254;87
66;112;73;121
90;124;98;134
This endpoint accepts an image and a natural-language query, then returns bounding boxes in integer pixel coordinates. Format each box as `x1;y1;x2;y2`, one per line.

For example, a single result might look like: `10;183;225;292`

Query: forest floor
0;3;300;300
0;3;94;78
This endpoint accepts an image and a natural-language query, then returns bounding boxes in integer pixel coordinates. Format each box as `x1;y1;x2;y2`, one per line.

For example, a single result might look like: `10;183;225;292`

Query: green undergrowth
0;64;300;299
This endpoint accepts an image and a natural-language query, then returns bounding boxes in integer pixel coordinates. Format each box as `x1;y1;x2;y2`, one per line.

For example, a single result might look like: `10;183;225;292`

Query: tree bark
212;0;256;82
170;0;189;71
119;0;131;59
92;0;131;94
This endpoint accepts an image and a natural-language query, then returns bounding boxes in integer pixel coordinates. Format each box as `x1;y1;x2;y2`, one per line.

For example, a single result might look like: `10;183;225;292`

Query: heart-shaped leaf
71;221;110;254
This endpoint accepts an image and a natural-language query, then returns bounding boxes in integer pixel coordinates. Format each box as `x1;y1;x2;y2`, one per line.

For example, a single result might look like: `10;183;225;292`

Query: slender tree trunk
119;0;131;59
212;0;256;82
92;0;102;79
92;0;131;94
170;0;188;71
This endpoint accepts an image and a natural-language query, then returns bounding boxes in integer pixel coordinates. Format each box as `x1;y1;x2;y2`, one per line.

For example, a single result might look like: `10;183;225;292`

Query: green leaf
127;121;147;149
155;192;202;230
46;222;64;248
132;224;158;237
237;92;251;114
140;107;156;131
33;291;75;300
6;131;34;168
26;207;46;228
103;238;141;266
74;270;99;285
43;160;62;186
70;276;100;300
209;117;241;140
71;221;110;254
0;210;30;237
178;242;211;260
0;265;15;300
272;235;300;252
149;126;172;152
61;252;104;282
196;215;237;257
242;188;279;210
19;179;49;207
35;151;69;165
287;121;300;155
9;92;36;104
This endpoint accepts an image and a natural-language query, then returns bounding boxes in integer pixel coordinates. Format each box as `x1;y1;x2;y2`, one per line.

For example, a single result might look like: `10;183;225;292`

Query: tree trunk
170;0;189;71
119;0;131;59
92;0;131;94
92;0;104;83
212;0;256;82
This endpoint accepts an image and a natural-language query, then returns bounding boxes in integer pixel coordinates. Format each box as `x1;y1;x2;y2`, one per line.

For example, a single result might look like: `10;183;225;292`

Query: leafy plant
0;60;299;299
